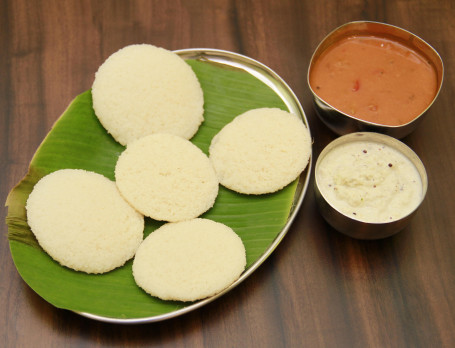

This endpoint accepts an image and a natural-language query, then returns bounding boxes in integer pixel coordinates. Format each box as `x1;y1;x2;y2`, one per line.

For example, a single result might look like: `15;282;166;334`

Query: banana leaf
5;56;310;322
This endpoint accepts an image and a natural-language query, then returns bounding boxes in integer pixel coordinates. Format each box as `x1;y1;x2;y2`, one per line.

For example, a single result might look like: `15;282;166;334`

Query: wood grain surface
1;0;454;347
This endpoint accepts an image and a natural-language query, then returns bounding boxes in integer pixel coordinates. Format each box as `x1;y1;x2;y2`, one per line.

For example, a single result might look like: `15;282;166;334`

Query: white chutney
317;140;423;223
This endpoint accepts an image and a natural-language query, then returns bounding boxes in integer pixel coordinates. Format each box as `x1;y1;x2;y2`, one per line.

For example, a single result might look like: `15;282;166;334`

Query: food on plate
309;34;438;126
132;218;246;302
115;133;219;222
25;169;144;274
316;139;423;223
209;108;311;194
92;44;204;145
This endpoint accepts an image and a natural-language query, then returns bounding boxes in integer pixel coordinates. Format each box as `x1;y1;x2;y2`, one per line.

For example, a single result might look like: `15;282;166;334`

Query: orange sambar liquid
309;35;438;126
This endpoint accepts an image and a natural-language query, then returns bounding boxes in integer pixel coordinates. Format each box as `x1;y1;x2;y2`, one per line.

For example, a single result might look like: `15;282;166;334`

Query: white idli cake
25;169;144;274
132;218;246;302
92;44;204;145
209;108;312;194
115;133;219;222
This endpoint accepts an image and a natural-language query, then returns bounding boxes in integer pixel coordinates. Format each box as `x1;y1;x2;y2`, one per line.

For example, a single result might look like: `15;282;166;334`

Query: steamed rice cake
132;218;246;302
209;108;312;194
92;44;204;145
25;169;144;274
115;133;219;222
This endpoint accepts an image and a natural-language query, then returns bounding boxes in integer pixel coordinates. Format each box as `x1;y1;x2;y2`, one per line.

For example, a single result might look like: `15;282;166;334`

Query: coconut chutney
317;140;423;223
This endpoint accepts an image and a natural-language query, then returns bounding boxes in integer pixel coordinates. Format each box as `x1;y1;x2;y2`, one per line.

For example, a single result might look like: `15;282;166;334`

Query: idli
92;44;204;145
25;169;144;274
209;108;312;194
115;133;219;222
132;218;246;302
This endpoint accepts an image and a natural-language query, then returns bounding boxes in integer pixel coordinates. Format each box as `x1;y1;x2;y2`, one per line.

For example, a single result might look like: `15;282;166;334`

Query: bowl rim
314;132;428;226
307;20;444;129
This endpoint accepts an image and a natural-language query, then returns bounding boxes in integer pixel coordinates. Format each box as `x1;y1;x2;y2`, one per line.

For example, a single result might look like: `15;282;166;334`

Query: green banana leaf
6;57;308;321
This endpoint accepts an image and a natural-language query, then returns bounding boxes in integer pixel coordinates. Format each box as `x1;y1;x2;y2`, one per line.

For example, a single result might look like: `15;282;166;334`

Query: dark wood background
1;0;454;347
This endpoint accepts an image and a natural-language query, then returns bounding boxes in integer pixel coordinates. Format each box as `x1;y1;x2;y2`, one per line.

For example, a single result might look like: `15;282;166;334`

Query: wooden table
1;1;454;347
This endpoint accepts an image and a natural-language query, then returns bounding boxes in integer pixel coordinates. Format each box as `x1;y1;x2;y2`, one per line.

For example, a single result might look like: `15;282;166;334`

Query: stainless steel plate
75;48;312;323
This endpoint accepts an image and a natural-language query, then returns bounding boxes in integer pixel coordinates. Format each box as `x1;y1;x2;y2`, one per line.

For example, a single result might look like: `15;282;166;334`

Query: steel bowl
307;21;444;139
314;132;428;239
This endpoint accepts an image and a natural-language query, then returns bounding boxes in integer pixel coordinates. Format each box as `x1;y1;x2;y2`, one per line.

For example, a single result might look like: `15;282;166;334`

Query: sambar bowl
307;21;443;139
314;132;428;239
